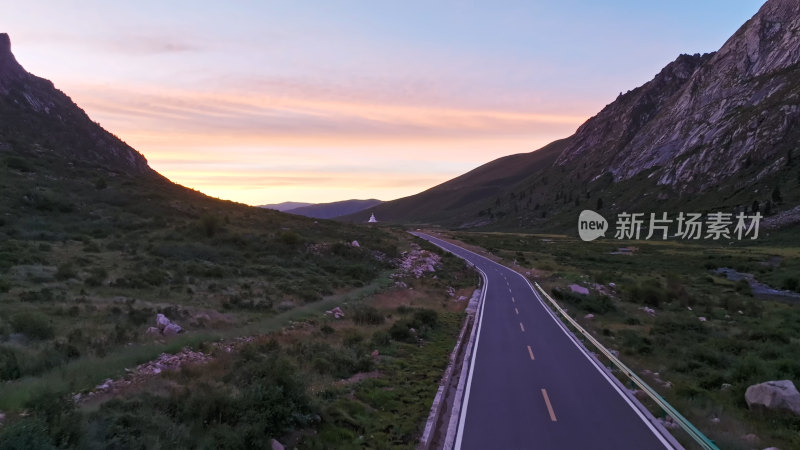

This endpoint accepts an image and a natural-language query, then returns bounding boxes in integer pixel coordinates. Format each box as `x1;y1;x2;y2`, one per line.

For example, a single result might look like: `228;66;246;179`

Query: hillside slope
344;138;567;224
355;0;800;232
285;198;382;219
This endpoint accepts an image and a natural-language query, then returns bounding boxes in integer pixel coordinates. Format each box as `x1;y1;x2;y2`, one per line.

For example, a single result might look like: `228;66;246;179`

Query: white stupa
368;213;377;223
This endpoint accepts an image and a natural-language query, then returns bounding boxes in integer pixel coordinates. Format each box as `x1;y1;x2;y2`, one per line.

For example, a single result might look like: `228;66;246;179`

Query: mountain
347;0;800;231
259;201;314;212
0;33;152;176
284;198;382;219
341;139;567;225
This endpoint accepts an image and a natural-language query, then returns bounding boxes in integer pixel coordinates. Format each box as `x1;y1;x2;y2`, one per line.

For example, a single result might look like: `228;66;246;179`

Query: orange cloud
57;80;590;204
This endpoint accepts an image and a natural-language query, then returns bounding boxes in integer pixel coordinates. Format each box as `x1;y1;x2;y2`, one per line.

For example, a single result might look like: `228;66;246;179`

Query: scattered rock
156;313;171;330
145;327;161;337
457;295;467;302
163;323;183;336
711;417;720;424
608;282;616;288
569;284;590;295
149;314;183;337
392;245;441;278
721;383;732;391
687;306;693;311
584;313;595;320
641;307;656;316
326;306;345;319
447;286;455;297
371;349;379;359
738;310;744;315
351;240;360;247
395;281;408;289
745;380;800;416
698;316;707;322
271;438;285;450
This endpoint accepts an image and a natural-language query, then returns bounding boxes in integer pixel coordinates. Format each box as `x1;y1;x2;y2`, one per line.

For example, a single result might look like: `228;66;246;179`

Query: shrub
389;320;415;343
782;276;799;292
352;306;384;325
625;279;666;307
201;215;221;238
279;231;302;246
0;346;21;381
10;312;54;340
412;309;439;328
0;418;54;450
735;279;753;296
54;263;76;281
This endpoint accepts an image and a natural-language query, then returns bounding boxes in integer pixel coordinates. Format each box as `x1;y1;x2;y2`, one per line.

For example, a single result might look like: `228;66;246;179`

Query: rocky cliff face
0;33;152;176
556;0;800;192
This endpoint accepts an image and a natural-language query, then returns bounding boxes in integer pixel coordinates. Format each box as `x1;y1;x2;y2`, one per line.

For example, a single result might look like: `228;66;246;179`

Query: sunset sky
5;1;764;205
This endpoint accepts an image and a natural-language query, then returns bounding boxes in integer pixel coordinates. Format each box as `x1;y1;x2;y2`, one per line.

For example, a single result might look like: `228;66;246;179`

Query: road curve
413;232;674;450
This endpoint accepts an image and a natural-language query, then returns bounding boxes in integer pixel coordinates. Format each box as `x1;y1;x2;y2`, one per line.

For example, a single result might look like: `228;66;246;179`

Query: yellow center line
541;389;557;422
527;345;535;360
519;322;525;332
514;307;519;315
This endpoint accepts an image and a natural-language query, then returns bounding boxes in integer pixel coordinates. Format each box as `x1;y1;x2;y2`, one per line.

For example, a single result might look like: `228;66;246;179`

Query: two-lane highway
413;232;674;450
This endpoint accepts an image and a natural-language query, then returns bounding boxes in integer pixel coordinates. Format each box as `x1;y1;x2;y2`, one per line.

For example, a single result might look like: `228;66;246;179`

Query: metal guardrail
533;282;719;450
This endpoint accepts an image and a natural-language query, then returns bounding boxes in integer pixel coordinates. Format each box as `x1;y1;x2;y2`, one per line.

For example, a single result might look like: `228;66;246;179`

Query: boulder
584;313;595;320
156;313;171;330
163;323;183;336
745;380;800;416
145;327;161;337
271;439;285;450
351;240;360;247
569;284;590;295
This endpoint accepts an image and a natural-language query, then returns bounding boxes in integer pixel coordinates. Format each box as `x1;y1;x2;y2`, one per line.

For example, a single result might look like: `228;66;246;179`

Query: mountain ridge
0;32;152;176
350;0;800;231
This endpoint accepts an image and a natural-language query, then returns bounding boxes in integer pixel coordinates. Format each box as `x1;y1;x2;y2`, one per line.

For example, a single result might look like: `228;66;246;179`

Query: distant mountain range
262;199;382;219
259;201;314;212
284;199;382;219
344;0;800;231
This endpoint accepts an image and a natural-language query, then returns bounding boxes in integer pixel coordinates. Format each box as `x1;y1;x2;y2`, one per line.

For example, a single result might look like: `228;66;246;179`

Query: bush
735;279;753;296
389;320;415;343
352;306;384;325
625;279;666;307
412;309;439;328
0;346;21;381
782;276;799;292
10;312;54;340
54;263;76;281
0;418;54;450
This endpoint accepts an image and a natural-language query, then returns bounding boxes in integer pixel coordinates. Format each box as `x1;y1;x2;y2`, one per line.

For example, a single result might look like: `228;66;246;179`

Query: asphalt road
412;232;674;450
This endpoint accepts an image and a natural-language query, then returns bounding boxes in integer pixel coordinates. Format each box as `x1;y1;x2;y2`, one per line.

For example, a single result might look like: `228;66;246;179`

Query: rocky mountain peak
0;33;153;176
555;0;800;192
0;33;27;89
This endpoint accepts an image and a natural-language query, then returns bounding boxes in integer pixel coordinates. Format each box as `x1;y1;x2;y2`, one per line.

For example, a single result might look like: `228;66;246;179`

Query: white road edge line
453;267;487;450
411;232;674;450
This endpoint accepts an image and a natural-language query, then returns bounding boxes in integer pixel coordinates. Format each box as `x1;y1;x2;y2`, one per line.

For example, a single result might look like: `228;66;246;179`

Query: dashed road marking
519;322;525;332
527;345;535;360
541;389;557;421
